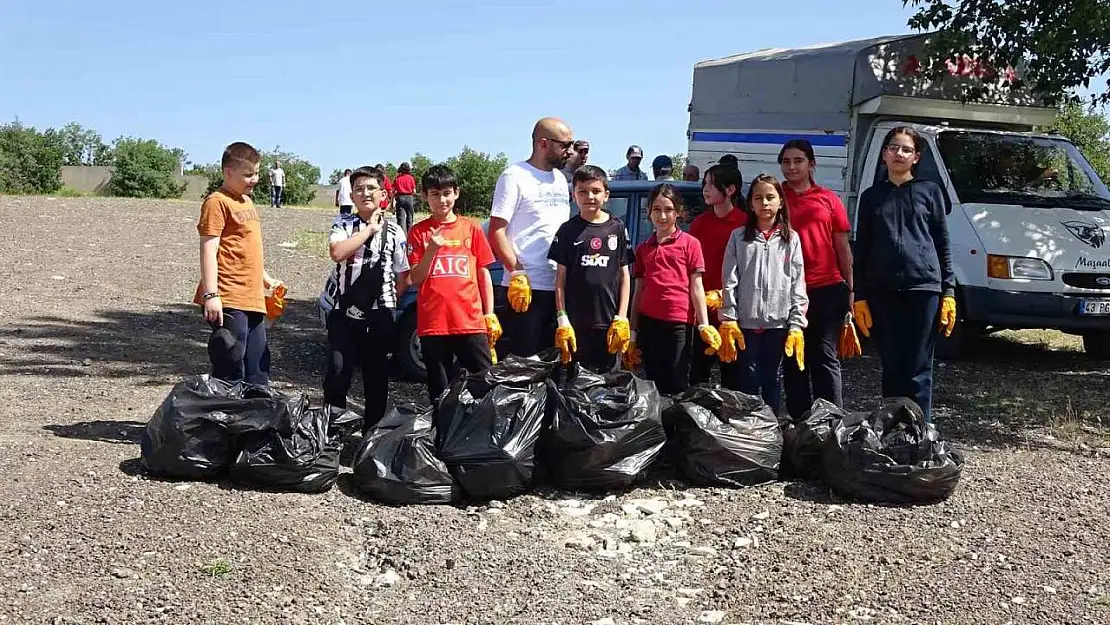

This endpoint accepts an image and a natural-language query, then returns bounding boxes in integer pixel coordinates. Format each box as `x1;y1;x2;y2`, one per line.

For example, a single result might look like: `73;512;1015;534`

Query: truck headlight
987;255;1053;281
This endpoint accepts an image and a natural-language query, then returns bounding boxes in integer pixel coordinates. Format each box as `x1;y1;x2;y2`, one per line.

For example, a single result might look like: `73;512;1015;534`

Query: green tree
0;121;64;194
1051;104;1110;183
905;0;1110;105
51;122;112;166
107;137;186;198
328;168;345;185
671;153;687;180
443;146;509;216
251;149;320;207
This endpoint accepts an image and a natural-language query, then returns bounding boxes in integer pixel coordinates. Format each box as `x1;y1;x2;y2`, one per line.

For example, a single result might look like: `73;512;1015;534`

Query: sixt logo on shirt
581;254;610;268
431;254;471;277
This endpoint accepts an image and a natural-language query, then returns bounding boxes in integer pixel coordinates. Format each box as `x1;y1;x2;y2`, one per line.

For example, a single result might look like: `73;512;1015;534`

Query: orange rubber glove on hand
785;328;805;371
853;300;873;338
704;290;723;311
698;324;722;356
484;313;502;348
555;313;577;364
939;296;957;337
264;282;287;320
507;270;532;313
838;313;862;360
717;321;745;363
606;315;631;354
623;331;642;370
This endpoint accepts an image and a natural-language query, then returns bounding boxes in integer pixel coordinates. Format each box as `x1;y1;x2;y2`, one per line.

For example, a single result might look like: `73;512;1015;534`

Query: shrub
107;137;186;199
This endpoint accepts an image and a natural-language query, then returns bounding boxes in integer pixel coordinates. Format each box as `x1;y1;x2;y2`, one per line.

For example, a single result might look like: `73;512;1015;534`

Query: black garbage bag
352;405;459;505
229;405;361;494
543;368;665;490
435;354;552;501
662;387;782;486
782;399;854;480
823;398;964;504
140;375;296;479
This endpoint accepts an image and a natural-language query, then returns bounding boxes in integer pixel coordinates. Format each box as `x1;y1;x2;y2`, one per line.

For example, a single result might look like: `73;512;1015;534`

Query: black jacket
853;178;955;298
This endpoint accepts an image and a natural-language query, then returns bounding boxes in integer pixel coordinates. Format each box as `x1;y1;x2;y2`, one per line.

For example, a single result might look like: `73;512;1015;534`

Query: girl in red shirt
777;139;855;421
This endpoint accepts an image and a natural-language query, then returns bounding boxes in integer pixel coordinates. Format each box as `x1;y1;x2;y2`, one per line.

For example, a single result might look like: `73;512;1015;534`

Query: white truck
687;33;1110;359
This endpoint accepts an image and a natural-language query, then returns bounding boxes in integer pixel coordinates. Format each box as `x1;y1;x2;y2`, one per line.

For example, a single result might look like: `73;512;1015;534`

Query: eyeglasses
544;138;574;150
353;185;381;194
884;145;918;156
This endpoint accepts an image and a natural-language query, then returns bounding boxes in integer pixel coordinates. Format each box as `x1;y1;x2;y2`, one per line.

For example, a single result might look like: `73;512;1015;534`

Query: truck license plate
1079;300;1110;315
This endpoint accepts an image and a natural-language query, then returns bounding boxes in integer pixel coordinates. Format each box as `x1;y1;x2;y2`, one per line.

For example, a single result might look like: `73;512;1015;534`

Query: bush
195;149;319;206
107;137;186;199
0;121;63;194
444;146;509;217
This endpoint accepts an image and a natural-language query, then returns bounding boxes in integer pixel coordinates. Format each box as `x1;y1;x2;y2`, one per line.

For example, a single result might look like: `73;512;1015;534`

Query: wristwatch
202;291;220;301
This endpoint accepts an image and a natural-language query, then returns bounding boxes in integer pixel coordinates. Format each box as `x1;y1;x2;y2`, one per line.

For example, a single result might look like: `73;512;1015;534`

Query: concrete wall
310;184;339;208
61;166;210;201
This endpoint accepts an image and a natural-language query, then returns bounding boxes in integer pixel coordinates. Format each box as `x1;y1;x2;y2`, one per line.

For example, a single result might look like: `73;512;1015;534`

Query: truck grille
1062;273;1110;289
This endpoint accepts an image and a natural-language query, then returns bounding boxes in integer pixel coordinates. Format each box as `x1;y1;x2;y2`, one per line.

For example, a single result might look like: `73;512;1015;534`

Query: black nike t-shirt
548;215;634;329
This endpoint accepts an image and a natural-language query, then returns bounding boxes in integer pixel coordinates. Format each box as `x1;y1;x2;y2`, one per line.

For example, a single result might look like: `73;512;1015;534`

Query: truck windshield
937;131;1110;210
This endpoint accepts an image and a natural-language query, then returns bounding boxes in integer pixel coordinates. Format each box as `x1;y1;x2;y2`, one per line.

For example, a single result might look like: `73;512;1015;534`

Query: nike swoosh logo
573;240;584;246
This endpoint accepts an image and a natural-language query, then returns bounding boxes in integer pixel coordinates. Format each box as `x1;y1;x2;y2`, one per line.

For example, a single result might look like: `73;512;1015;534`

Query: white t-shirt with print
489;161;571;292
271;167;285;186
337;175;353;206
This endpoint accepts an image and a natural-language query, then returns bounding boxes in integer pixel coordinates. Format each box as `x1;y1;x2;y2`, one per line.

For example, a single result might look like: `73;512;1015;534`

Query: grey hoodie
719;226;809;331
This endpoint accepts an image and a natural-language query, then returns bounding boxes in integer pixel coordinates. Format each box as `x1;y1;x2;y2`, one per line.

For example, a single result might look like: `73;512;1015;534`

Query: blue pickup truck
318;180;709;381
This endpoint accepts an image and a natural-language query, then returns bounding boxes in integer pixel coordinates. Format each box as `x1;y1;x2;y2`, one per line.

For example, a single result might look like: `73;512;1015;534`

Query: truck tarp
689;33;1044;133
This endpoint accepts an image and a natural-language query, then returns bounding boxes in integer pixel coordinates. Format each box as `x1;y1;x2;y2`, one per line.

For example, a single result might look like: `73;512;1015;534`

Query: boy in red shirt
688;163;747;389
625;184;721;395
408;164;501;404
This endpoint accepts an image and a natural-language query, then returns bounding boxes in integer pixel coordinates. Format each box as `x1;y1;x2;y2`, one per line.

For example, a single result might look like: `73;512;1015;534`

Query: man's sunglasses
544;138;575;150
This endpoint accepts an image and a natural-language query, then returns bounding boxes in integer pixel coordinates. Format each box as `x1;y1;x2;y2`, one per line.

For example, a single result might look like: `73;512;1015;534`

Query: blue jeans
869;290;940;421
737;328;786;413
271;186;284;208
213;309;270;386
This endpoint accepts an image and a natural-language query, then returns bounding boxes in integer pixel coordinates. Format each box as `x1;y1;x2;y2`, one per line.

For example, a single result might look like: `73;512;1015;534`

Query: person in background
689;164;747;389
717;174;808;414
269;161;285;208
853;126;956;422
625;184;721;395
683;164;701;182
375;163;394;211
335;168;354;216
613;145;648;181
561;140;590;180
778;139;854;421
488;117;575;358
651;154;673;180
718;154;739;169
323;166;409;433
393;162;417;235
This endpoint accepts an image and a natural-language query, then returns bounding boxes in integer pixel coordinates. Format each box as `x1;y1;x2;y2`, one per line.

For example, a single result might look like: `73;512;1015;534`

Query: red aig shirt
408;216;495;337
688;207;747;291
785;184;850;289
633;230;705;324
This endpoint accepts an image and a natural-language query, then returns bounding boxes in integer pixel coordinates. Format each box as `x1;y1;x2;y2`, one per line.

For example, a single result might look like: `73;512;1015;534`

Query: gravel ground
1;196;1109;625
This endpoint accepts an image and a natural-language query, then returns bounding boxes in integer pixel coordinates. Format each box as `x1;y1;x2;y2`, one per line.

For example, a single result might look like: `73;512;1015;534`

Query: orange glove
623;332;642;370
606;316;631;354
264;282;287;320
853;300;873;338
939;296;956;337
705;290;723;311
484;313;502;348
838;314;862;360
698;324;722;356
554;313;577;364
785;329;805;372
507;271;531;313
717;321;745;363
490;346;498;365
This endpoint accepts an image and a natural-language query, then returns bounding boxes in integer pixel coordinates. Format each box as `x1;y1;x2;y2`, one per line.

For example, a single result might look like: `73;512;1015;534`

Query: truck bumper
963;286;1110;333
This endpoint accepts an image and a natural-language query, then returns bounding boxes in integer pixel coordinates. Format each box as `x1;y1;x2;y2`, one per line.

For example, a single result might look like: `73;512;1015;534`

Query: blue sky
2;0;923;178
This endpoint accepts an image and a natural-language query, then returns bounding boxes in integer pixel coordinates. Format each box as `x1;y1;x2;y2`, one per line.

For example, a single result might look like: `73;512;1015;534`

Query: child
853;127;955;422
323;166;410;432
625;184;721;395
195;141;281;386
689;163;747;389
717;174;809;413
547;165;633;371
408;164;501;404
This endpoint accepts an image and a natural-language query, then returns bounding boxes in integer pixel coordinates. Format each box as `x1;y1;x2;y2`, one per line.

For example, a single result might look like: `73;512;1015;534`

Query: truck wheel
936;320;984;361
1082;332;1110;360
395;311;427;382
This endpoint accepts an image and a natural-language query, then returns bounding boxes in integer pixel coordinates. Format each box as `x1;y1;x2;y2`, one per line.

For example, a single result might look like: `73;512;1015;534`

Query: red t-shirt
380;175;394;209
688;207;747;291
394;173;417;195
408;216;495;337
633;230;705;324
784;184;850;288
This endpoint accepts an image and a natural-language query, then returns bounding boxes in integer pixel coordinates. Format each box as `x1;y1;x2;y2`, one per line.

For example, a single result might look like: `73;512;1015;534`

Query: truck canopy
689;34;1054;134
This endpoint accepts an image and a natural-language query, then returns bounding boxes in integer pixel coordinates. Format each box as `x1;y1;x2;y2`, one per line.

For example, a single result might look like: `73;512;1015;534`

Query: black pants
323;309;396;431
738;328;787;414
783;282;850;420
638;315;691;396
395;195;415;235
496;287;556;357
212;308;270;386
574;327;616;373
690;320;743;389
870;290;940;422
272;186;283;208
421;333;494;405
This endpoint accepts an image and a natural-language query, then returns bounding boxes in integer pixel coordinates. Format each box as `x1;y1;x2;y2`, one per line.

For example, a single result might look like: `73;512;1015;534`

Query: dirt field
1;196;1108;625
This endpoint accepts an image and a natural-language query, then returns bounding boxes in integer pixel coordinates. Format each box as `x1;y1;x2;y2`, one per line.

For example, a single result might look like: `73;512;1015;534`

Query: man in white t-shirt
335;168;354;216
488;116;575;357
269;161;286;208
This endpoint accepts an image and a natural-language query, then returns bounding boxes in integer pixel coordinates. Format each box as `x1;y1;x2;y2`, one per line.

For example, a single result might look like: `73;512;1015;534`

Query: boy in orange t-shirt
407;164;501;404
195;142;281;386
